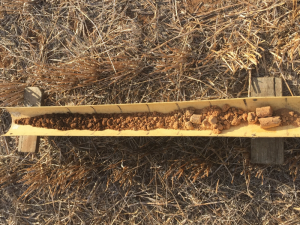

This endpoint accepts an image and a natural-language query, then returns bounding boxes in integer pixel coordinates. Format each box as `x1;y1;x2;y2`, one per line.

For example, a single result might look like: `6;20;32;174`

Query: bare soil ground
1;0;300;224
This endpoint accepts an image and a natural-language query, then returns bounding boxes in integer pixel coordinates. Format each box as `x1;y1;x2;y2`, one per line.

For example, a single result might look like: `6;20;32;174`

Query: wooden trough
3;96;300;137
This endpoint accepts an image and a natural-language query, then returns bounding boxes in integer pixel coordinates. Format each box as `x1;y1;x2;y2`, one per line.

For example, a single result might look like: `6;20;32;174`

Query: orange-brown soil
14;105;300;133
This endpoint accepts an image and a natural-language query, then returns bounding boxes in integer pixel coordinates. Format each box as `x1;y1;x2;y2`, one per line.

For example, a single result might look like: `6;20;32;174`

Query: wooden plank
250;77;284;164
251;77;282;97
251;138;284;164
275;78;282;97
23;87;43;107
18;87;43;153
251;77;275;97
18;136;39;153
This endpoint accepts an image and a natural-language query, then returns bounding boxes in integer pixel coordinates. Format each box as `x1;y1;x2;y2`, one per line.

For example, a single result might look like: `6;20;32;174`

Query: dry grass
1;0;300;224
1;136;300;224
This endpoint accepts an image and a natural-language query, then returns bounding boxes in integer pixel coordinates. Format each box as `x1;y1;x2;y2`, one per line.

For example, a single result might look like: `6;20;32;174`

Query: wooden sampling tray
2;96;300;137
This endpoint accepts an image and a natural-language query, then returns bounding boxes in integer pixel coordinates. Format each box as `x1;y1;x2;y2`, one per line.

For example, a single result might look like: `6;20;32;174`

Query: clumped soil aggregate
15;105;300;134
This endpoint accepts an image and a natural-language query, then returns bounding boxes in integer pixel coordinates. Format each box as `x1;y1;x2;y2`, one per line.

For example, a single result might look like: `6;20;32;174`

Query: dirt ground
1;0;300;224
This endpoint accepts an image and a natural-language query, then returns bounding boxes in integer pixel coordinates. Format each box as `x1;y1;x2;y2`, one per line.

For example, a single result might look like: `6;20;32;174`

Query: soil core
14;105;300;134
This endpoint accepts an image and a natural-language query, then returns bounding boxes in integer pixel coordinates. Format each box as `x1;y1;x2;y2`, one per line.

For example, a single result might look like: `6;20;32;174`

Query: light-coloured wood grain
250;77;283;165
18;136;39;153
23;87;43;107
251;138;284;164
18;87;42;153
251;77;282;97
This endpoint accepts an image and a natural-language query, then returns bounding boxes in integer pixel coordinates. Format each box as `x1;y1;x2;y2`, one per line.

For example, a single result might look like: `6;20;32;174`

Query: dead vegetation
1;0;300;224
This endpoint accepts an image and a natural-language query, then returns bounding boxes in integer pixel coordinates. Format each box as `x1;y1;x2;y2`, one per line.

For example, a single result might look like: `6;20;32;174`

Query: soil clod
256;106;273;118
247;112;257;124
259;117;281;129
